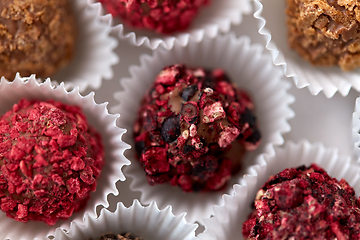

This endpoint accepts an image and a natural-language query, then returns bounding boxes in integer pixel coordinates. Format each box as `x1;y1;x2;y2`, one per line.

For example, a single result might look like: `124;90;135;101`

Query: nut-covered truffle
99;0;209;34
134;64;261;192
0;0;76;80
87;233;144;240
287;0;360;71
243;164;360;239
0;99;104;225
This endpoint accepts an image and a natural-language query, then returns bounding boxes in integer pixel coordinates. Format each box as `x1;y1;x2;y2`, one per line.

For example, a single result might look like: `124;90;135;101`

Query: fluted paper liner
0;75;130;240
55;200;197;240
88;0;251;50
254;0;360;98
352;97;360;159
198;140;360;240
50;0;118;92
112;34;295;224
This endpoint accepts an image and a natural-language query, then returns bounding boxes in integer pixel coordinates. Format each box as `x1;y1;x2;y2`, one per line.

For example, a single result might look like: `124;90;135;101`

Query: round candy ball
134;64;261;192
243;164;360;239
100;0;209;34
0;0;77;80
0;99;104;225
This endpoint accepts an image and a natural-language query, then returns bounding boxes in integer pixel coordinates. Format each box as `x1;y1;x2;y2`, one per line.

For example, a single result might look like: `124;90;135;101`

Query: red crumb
0;99;104;225
243;164;360;239
99;0;210;34
134;64;261;192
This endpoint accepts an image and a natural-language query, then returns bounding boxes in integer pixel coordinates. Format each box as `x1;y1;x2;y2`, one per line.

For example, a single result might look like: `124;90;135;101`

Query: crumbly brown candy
242;164;360;239
286;0;360;71
0;0;76;80
87;233;144;240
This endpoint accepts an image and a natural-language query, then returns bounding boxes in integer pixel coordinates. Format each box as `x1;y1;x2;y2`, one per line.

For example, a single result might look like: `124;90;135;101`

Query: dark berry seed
161;115;180;143
183;144;194;154
181;85;198;101
245;129;261;144
191;156;218;178
135;141;145;156
144;109;157;132
181;102;198;123
202;70;216;89
241;108;256;127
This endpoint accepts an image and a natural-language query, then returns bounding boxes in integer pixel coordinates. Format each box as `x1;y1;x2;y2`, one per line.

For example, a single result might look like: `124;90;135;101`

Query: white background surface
86;3;360;223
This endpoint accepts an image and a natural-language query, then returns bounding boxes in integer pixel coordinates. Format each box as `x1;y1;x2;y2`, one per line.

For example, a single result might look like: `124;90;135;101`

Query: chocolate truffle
87;233;144;240
99;0;209;34
242;164;360;239
286;0;360;71
0;99;104;225
134;64;261;192
0;0;76;80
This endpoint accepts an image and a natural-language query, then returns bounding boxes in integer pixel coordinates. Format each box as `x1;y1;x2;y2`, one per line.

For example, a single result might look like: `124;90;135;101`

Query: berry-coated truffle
0;0;76;80
87;233;144;240
0;99;104;225
287;0;360;71
134;64;261;192
243;164;360;239
99;0;209;34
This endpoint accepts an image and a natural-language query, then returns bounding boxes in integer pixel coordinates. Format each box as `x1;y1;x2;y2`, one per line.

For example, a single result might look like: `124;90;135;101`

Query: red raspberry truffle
243;164;360;239
134;64;261;192
99;0;209;34
0;99;104;225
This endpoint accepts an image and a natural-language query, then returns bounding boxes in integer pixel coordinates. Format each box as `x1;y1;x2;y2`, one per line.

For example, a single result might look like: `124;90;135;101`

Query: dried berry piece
0;99;104;225
182;85;199;101
181;102;198;124
243;164;360;239
134;64;261;192
161;115;181;143
99;0;210;34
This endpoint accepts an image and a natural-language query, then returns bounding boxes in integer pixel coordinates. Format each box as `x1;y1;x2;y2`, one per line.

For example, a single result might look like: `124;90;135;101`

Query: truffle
0;0;76;80
99;0;209;34
242;164;360;239
286;0;360;71
134;64;261;192
0;99;104;225
87;233;144;240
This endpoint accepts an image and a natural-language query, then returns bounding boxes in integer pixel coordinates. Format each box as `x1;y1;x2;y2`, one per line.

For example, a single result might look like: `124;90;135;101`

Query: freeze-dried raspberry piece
0;99;104;225
99;0;210;34
134;64;261;192
243;164;360;239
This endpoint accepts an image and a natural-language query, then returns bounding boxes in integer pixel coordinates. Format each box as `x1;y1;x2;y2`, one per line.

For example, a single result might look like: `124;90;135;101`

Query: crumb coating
0;99;104;225
134;64;261;192
243;164;360;239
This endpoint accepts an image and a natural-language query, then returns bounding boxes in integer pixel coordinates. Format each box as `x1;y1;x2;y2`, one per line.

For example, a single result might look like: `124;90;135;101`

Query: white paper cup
352;97;360;159
253;0;360;98
112;34;295;224
50;0;118;92
198;140;360;240
55;200;198;240
87;0;251;50
0;75;130;240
